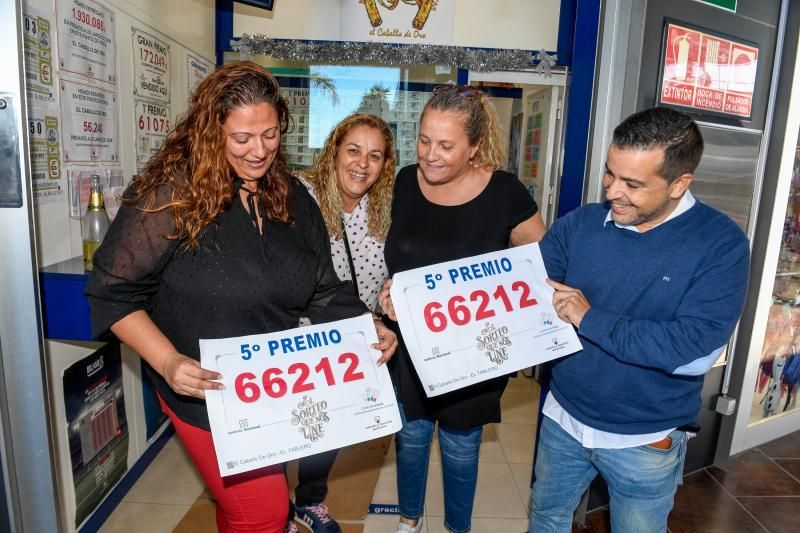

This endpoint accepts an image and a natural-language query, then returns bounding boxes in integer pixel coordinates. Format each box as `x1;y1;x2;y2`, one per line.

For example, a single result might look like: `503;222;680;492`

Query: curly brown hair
302;113;396;240
125;61;291;251
421;85;507;170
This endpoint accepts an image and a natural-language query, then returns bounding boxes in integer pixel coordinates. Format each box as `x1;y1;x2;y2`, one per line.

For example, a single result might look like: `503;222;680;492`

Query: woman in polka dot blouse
291;113;396;532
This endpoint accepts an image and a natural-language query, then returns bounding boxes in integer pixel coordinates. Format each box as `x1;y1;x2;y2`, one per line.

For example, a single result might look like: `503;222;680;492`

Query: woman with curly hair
379;85;546;533
288;113;396;532
84;62;397;533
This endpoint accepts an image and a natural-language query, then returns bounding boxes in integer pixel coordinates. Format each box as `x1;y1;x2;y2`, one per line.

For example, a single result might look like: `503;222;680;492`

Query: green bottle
82;175;111;271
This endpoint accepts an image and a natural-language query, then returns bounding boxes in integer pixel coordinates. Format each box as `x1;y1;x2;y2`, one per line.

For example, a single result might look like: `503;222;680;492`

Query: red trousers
158;396;288;532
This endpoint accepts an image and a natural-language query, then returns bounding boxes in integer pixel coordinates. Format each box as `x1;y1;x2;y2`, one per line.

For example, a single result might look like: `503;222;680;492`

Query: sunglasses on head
432;84;483;99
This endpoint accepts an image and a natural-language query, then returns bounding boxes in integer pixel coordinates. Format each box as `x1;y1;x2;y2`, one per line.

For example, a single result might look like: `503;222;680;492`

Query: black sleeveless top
384;165;538;429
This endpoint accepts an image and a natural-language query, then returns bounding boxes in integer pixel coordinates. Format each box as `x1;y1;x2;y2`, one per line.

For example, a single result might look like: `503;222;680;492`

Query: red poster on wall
659;22;758;119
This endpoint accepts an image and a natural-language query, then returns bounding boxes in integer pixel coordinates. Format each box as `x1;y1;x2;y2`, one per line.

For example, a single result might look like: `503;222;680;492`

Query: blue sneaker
294;503;341;533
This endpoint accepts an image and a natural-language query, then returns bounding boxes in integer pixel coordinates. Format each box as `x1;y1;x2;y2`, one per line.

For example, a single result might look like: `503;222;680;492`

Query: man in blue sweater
529;107;749;532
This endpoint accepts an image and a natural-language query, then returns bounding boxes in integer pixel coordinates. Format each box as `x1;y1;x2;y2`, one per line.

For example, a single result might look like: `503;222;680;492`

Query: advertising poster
134;99;170;172
185;51;214;102
22;6;56;106
750;137;800;424
60;78;119;163
29;109;64;205
659;21;758;119
202;315;401;476
63;342;128;527
390;244;582;396
132;28;170;103
340;0;454;45
281;87;319;168
56;0;116;84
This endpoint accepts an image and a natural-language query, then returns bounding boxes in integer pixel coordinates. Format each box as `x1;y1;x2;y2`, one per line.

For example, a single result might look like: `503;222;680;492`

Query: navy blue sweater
540;201;749;434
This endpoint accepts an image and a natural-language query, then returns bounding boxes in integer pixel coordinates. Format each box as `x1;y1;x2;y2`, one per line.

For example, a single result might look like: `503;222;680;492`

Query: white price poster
391;243;582;397
57;0;116;84
132;28;170;103
29;109;64;205
60;78;119;163
22;7;56;106
185;51;213;102
134;99;170;172
201;315;401;476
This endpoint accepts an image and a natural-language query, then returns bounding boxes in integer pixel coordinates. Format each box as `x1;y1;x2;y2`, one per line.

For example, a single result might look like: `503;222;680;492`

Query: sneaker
395;517;423;533
283;521;300;533
294;503;341;533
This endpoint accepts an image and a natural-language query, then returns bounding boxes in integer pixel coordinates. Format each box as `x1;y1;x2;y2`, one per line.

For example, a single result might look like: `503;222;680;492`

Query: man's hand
547;279;591;328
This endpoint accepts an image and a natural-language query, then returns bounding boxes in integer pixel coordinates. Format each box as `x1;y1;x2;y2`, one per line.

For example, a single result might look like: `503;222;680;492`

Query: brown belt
647;436;673;450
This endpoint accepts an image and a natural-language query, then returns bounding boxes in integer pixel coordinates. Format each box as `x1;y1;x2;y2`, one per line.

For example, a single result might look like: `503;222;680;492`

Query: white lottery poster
60;78;119;163
29;109;64;205
56;0;116;84
201;315;401;476
185;51;214;102
132;28;170;103
134;99;170;172
22;6;57;106
391;243;582;397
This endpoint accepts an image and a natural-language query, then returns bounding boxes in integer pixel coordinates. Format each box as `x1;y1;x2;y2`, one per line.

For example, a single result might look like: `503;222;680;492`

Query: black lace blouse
384;165;539;430
85;176;367;430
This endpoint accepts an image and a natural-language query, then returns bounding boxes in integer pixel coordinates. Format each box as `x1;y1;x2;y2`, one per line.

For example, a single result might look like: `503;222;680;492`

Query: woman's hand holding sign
379;278;397;322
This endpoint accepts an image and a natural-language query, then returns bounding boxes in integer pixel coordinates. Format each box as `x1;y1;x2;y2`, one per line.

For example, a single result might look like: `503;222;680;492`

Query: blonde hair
422;86;507;170
303;113;396;240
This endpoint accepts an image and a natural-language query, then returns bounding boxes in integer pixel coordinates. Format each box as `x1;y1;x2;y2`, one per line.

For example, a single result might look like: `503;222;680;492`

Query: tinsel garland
234;34;556;73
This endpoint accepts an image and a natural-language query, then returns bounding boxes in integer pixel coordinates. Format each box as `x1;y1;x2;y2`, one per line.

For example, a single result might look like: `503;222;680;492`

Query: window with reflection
751;130;800;424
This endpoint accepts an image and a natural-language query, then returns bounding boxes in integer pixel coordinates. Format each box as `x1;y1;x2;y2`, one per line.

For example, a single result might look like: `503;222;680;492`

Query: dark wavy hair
612;107;704;183
125;61;291;251
302;113;396;240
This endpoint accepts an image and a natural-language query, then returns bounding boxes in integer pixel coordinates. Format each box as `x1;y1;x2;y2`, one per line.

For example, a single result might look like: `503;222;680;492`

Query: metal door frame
0;0;61;530
468;69;568;226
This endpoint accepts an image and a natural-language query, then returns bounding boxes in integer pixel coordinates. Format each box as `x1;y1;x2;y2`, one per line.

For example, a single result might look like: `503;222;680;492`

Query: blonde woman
379;85;546;533
289;113;396;533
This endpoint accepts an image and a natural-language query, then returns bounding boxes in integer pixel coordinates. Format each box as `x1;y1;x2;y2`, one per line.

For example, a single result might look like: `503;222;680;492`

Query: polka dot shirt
299;177;389;313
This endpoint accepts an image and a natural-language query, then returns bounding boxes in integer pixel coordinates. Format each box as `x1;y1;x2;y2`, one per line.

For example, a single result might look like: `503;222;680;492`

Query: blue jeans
395;401;482;533
529;416;687;533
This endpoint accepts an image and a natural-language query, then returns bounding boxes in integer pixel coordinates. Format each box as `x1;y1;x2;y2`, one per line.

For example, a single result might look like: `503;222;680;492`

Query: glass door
230;55;568;226
748;132;800;425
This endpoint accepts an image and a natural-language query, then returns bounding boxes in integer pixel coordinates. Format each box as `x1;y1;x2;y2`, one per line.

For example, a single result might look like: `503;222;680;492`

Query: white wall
27;0;215;267
234;0;561;51
453;0;560;51
235;0;341;41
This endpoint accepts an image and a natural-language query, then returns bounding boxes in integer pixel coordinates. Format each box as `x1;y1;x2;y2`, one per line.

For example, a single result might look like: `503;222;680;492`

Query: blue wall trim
216;0;234;66
558;0;601;217
557;0;578;66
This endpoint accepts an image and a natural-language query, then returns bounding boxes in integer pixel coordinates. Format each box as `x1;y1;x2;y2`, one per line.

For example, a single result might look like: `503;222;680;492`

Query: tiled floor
100;433;206;532
576;431;800;533
99;375;800;533
363;374;538;533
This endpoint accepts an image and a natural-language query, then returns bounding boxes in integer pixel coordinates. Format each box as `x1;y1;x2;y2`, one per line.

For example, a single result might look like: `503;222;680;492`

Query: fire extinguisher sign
658;21;758;119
